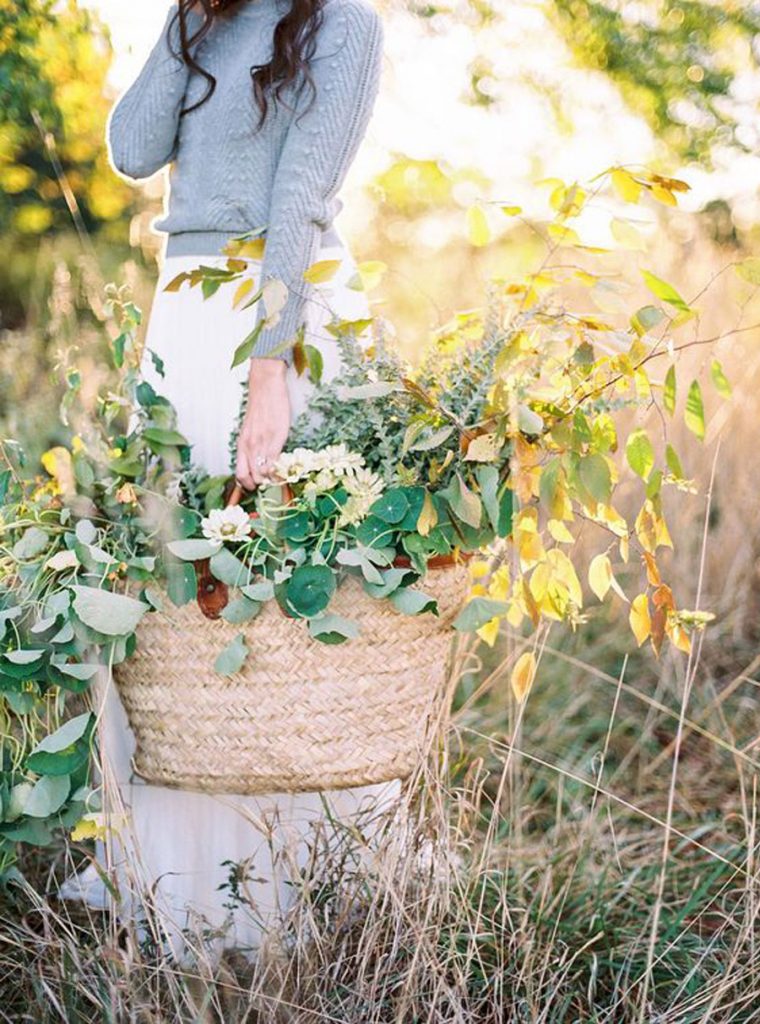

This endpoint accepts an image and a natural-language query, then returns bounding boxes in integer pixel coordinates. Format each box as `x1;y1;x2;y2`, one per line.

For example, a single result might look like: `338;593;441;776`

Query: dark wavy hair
172;0;326;126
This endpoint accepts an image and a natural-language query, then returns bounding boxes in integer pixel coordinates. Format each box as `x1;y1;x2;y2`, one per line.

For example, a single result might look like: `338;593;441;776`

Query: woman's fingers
235;357;291;490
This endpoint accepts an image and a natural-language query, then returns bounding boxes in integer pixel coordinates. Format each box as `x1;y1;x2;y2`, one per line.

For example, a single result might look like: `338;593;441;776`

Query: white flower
201;505;252;544
320;443;364;476
338;467;384;527
273;447;319;483
314;467;338;493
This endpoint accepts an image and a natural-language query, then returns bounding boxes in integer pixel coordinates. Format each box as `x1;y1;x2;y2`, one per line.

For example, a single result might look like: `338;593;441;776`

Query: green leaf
12;527;49;561
684;379;705;441
631;304;664;336
308;614;360;644
579;454;612;503
240;579;275;602
666;443;684;480
641;270;691;313
27;713;93;776
449;474;483;529
408;424;456;452
24;774;70;818
70;586;148;637
363;567;409;599
663;365;677;416
4;649;44;665
75;520;97;545
626;428;655;480
221;597;261;624
369;490;410;525
390;588;438;616
230;322;264;369
453;597;509;632
0;607;22;642
710;359;731;398
475;465;500;535
142;427;189;447
166;538;221;561
57;663;100;682
335;548;385;584
165;561;197;605
285;564;336;618
214;634;248;676
209;548;249;587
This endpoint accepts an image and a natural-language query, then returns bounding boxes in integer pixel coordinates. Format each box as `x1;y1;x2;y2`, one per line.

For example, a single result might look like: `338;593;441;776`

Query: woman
61;0;396;962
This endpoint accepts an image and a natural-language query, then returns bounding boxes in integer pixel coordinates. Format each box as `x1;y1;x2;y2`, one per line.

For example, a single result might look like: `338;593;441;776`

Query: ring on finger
255;455;269;468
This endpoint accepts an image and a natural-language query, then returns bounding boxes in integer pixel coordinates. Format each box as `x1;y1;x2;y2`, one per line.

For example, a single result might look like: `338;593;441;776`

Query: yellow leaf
488;565;511;601
467;204;491;247
501;205;522;216
303;259;342;284
464;432;499;462
223;237;266;259
233;277;255;309
356;260;387;291
650;185;677;207
611;218;646;250
630;593;651;646
477;617;500;647
546;548;583;607
548;222;581;246
71;815;107;842
611;169;642;203
511;651;537;702
417;491;438;537
469;560;491;579
589;553;612;601
548;519;574;544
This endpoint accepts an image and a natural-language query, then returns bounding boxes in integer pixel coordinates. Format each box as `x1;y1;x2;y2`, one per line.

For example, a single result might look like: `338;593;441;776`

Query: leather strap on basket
195;481;245;620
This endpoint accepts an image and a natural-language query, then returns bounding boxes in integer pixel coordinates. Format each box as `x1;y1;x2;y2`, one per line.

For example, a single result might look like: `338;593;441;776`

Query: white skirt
60;232;401;962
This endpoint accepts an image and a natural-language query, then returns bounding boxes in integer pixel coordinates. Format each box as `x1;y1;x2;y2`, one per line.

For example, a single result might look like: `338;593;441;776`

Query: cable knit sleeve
252;0;384;363
106;6;195;181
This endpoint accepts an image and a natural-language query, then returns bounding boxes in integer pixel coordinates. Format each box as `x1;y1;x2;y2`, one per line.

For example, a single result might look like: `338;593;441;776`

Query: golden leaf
611;169;642;203
233;277;255;309
589;553;612;601
477;617;500;647
511;651;537;702
467;204;491;247
417;491;438;537
303;259;342;284
629;593;651;646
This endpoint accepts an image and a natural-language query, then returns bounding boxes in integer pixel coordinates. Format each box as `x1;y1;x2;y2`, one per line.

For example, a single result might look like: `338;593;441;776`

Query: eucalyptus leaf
24;774;70;818
241;579;275;602
166;538;221;561
214;634;248;676
12;527;49;561
209;547;250;587
71;586;148;637
308;614;360;644
221;597;261;624
390;588;438;616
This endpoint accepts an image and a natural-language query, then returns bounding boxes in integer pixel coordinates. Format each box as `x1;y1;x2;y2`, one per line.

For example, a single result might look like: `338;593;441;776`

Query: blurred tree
548;0;760;165
412;0;760;167
0;0;135;325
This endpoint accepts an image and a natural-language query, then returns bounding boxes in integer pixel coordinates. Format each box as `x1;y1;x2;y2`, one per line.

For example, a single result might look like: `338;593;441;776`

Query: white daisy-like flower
320;443;364;476
314;467;338;493
201;505;252;543
273;447;318;483
338;467;384;526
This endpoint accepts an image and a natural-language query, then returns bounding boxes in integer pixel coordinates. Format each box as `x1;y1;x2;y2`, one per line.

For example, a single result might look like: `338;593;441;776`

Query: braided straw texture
114;564;469;794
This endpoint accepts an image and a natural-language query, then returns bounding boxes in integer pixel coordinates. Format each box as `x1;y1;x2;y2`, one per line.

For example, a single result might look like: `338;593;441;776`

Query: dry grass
3;217;760;1022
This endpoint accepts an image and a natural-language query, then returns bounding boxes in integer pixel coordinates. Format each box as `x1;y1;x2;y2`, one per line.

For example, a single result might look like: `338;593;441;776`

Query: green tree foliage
549;0;760;164
0;0;134;260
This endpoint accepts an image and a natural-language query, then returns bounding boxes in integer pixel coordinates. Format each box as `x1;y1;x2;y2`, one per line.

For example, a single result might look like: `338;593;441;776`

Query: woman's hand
235;359;290;490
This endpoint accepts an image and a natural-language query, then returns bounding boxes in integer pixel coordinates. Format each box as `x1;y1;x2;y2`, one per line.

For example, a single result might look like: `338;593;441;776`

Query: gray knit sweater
107;0;383;362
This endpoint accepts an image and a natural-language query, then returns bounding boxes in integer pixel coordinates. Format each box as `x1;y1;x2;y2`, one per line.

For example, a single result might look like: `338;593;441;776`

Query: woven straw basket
114;562;469;794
